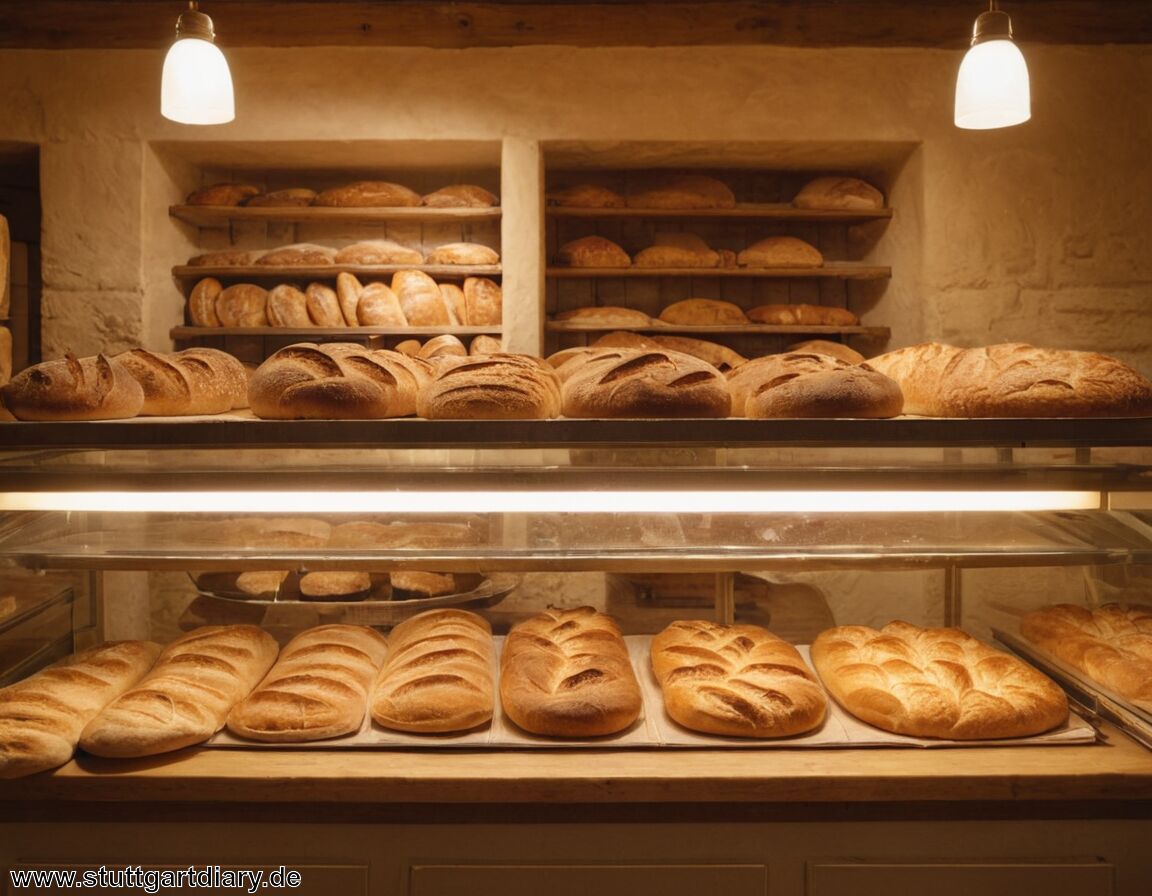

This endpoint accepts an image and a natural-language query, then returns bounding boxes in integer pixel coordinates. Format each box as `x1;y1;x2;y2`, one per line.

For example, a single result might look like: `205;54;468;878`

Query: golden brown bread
650;620;827;738
811;621;1068;739
266;285;313;328
1020;603;1152;711
226;625;387;742
556;235;630;268
560;347;731;419
868;342;1152;418
546;184;626;208
418;333;468;363
418;353;561;420
0;641;162;778
500;607;641;737
658;298;748;326
470;334;502;355
299;571;374;601
787;339;866;364
80;625;279;757
738;236;823;268
748;303;859;326
371;609;494;733
357;282;408;327
243;187;317;208
188;277;223;327
440;283;467;324
463;276;502;325
627;175;735;209
185;182;260;207
215;284;269;327
422;184;499;208
313;181;422;208
555;306;652;328
335;240;423;266
115;347;248;416
248;343;430;419
593;331;746;372
425;242;500;266
793;176;884;210
188;249;260;267
2;353;144;421
393;270;451;326
336;272;365;326
305;282;344;327
257;243;336;267
633;232;720;268
726;352;902;418
391;571;478;598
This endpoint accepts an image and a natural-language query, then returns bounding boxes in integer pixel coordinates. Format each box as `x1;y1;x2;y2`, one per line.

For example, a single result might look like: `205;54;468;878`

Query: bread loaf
266;284;313;328
226;625;387;742
556;235;630;268
500;607;641;737
593;331;746;372
418;353;561;420
555;306;652;328
463;277;502;325
248;343;429;419
188;249;260;267
305;282;344;327
633;232;720;268
115;347;248;416
546;184;626;208
243;187;317;208
726;352;901;418
793;176;884;210
1020;603;1152;711
335;272;363;325
336;240;423;266
748;303;858;326
185;183;260;207
313;181;422;208
470;334;502;355
867;342;1152;418
2;354;144;421
188;277;223;327
787;339;866;365
371;609;494;733
257;243;336;267
738;236;823;268
627;175;735;210
440;283;467;324
0;641;161;778
418;333;468;363
391;571;472;599
811;621;1069;739
422;184;499;208
560;347;731;418
299;571;374;601
215;284;269;327
658;298;748;325
651;620;827;737
425;242;500;266
80;625;279;757
357;282;408;327
393;270;451;326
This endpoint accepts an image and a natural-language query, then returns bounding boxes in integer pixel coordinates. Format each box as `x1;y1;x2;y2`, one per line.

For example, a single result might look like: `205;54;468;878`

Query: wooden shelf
170;204;502;229
546;263;890;280
547;203;893;222
173;264;502;281
546;321;888;338
171;325;501;339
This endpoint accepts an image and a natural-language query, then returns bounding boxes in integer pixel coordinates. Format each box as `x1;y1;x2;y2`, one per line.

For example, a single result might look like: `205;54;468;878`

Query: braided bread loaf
226;624;387;742
811;621;1068;739
0;641;161;778
560;347;731;418
500;607;641;737
371;609;494;733
115;347;248;415
80;625;279;757
1;353;144;420
417;353;561;419
651;620;827;738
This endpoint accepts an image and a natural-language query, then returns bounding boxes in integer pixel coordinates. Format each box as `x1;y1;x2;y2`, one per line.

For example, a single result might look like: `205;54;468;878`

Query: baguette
560;347;731;418
226;625;387;742
371;609;494;733
2;353;144;421
0;641;162;778
80;625;279;757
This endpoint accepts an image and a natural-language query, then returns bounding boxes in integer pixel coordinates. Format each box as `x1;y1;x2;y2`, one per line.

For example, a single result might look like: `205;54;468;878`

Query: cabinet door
808;859;1113;896
410;863;767;896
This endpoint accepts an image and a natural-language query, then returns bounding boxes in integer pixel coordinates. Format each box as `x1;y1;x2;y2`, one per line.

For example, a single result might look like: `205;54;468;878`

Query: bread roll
371;609;494;733
501;607;641;737
188;249;260;267
243;187;317;208
216;284;269;327
726;352;901;418
422;184;499;208
658;298;748;325
299;571;374;601
335;240;423;266
188;277;223;327
651;620;827;738
357;282;408;327
627;175;735;209
115;347;248;416
393;270;451;326
2;353;144;421
555;305;652;328
266;284;313;328
869;342;1152;418
748;303;859;326
418;353;561;420
257;243;337;267
425;242;500;266
556;235;630;268
633;232;720;268
336;272;364;326
793;176;884;210
738;236;823;268
546;184;626;208
80;625;279;758
305;282;344;327
248;343;429;419
560;347;731;419
463;277;502;326
811;621;1069;739
470;334;502;355
0;641;161;778
787;339;866;364
226;625;387;742
313;181;422;208
185;183;260;207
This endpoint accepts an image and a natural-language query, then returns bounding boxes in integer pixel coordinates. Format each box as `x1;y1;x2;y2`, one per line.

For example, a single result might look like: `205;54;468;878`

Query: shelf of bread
173;264;502;281
546;321;888;337
171;325;501;339
545;263;890;280
546;203;893;222
170;204;502;229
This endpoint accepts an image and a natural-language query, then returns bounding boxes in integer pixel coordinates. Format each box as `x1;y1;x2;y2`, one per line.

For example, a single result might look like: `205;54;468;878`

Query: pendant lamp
954;1;1030;130
161;1;235;125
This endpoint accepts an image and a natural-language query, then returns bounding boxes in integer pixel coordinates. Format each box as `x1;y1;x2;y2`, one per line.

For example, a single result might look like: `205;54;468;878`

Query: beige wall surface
0;43;1147;369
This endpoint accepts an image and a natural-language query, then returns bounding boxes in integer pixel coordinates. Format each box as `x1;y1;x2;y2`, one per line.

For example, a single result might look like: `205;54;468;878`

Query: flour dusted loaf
792;176;884;211
215;284;269;327
500;607;641;737
462;276;502;326
249;342;430;419
867;342;1152;417
1020;603;1152;711
115;347;248;416
313;180;422;208
0;641;161;778
561;347;731;418
393;270;453;325
424;242;500;266
257;243;336;267
2;353;144;421
726;352;902;418
266;284;313;328
811;620;1068;739
555;306;653;328
371;609;494;733
422;184;499;208
80;625;279;757
651;620;827;738
226;625;387;742
556;235;631;268
738;236;823;268
418;353;561;419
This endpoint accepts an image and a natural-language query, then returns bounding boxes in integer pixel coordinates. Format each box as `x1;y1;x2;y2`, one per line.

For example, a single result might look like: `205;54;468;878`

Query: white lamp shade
954;38;1031;130
161;37;235;125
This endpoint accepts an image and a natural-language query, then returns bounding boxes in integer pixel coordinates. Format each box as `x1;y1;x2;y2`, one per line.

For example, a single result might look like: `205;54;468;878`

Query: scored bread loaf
1020;603;1152;711
257;243;337;267
244;187;317;208
546;183;626;208
371;609;494;733
556;235;631;268
422;184;499;208
357;282;408;327
867;342;1152;418
393;270;452;326
185;183;260;207
627;174;735;210
226;624;388;742
2;353;145;421
748;303;859;326
80;625;280;758
792;176;884;210
418;353;561;419
555;306;652;328
418;333;468;363
738;236;823;268
787;339;866;365
726;352;902;419
810;620;1069;739
248;342;430;419
266;285;314;328
115;347;248;416
335;240;423;266
633;232;720;268
463;276;502;325
424;242;500;266
0;641;162;778
313;180;422;208
560;347;731;418
305;283;344;327
658;298;748;325
650;620;827;738
593;331;746;372
500;607;641;737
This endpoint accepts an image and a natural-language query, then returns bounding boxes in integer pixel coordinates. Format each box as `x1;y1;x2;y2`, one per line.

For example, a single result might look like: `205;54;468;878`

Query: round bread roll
335;240;423;266
793;176;884;210
555;305;652;328
546;183;625;208
738;236;823;268
424;242;500;266
658;298;748;325
188;277;223;327
787;339;866;365
313;181;421;208
747;303;858;326
215;284;269;327
418;353;561;420
627;174;735;210
727;352;901;418
633;232;720;269
266;285;313;328
185;182;260;207
2;353;144;421
244;188;317;208
422;184;499;208
556;235;630;268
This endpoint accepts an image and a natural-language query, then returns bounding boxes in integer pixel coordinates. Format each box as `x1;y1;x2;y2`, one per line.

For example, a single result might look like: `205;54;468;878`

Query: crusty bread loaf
748;303;858;326
371;609;494;733
395;339;422;357
651;620;827;738
787;339;866;364
726;352;901;418
299;571;374;601
313;181;422;208
556;235;630;268
357;282;408;327
633;232;720;268
500;607;641;737
440;283;467;324
243;187;317;208
793;176;884;210
560;347;731;418
249;343;429;419
418;333;468;363
2;353;145;421
658;298;748;325
470;334;502;355
425;242;500;266
226;625;387;742
257;243;336;267
546;183;626;208
305;282;344;327
336;272;364;326
1020;603;1152;711
593;331;746;372
811;620;1069;739
266;284;313;328
422;184;499;208
463;276;502;325
867;342;1152;418
393;270;451;326
336;240;423;266
115;347;248;416
188;249;260;267
186;183;260;207
80;625;279;757
188;277;223;327
215;284;269;327
418;353;561;420
0;641;162;778
738;236;823;268
555;305;652;328
627;175;735;210
391;571;475;599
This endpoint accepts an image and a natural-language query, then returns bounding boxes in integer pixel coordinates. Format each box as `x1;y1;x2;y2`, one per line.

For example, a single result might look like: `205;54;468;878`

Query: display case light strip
0;490;1102;514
